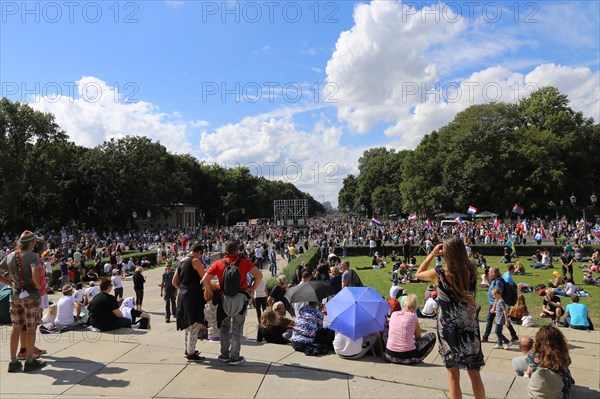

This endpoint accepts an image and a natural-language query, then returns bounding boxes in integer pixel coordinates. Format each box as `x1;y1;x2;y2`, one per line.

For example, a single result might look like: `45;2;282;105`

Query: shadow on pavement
42;355;129;388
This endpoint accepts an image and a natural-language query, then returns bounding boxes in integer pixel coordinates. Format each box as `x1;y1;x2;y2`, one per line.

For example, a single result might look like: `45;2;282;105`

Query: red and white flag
493;217;500;229
540;226;547;239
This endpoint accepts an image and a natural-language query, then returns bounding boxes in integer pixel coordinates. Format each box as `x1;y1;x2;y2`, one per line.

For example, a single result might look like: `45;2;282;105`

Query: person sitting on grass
514;261;526;275
509;294;529;325
563;295;593;331
540;288;563;327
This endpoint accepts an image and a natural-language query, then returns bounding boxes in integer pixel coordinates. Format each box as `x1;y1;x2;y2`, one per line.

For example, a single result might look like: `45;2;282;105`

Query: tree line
338;87;600;220
0;98;324;231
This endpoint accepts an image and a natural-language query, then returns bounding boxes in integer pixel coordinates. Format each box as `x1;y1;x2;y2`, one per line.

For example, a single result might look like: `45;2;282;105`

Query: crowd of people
1;214;597;398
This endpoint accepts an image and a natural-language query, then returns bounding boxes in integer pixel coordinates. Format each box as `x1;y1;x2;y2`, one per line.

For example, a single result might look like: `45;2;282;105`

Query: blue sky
2;1;599;206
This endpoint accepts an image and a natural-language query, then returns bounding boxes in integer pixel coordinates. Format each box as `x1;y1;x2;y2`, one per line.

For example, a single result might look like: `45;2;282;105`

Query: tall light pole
570;193;597;235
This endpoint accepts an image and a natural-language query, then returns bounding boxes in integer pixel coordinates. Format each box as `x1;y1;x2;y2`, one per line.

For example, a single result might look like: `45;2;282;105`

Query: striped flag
522;219;529;233
371;217;382;226
408;214;417;220
494;217;500;229
455;216;464;227
512;203;525;215
540;225;547;239
467;206;478;215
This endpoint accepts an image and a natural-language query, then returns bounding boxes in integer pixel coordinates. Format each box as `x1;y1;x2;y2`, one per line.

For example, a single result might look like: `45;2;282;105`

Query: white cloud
326;0;600;148
29;77;207;153
199;110;365;206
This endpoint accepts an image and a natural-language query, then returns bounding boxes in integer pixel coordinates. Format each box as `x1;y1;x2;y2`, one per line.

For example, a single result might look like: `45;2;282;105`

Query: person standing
173;243;206;361
160;264;177;323
132;266;146;310
415;237;485;399
560;249;574;280
269;245;278;277
0;231;47;372
202;239;262;365
482;267;518;343
111;269;124;301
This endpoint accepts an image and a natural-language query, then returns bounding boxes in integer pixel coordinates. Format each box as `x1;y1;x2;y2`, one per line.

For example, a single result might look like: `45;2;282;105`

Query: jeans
564;316;594;330
220;311;246;360
495;323;509;346
164;289;176;320
270;262;277;277
483;306;518;340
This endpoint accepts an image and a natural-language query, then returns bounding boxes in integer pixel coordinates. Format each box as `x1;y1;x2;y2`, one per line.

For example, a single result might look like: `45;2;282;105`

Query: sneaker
217;354;230;362
8;361;22;373
503;344;510;350
481;337;489;343
493;344;503;349
229;356;245;365
186;353;206;361
165;318;171;323
17;351;40;360
23;359;47;372
34;347;47;355
184;350;199;358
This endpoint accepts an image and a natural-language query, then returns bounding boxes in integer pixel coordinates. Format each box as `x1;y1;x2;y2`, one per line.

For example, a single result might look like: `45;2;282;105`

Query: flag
505;235;515;251
371;217;382;226
540;226;547;239
425;219;431;230
455;216;464;227
522;219;529;233
512;203;525;215
408;214;417;220
493;217;500;229
467;206;478;215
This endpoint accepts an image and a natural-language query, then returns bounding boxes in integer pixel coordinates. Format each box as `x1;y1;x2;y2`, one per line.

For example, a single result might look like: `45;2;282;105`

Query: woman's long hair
443;236;478;305
532;325;570;372
260;309;280;330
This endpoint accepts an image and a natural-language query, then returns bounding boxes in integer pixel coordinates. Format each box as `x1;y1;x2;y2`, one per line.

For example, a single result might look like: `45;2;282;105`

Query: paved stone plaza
1;266;598;399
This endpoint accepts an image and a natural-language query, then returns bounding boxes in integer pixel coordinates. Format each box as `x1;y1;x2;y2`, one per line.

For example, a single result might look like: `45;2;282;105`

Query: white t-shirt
111;275;123;289
565;282;576;296
104;263;112;273
390;285;402;299
85;285;100;302
73;289;85;303
422;297;438;316
253;277;267;299
333;332;363;357
55;295;76;325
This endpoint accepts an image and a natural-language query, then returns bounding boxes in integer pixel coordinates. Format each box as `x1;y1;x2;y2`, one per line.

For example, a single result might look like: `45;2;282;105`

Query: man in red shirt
203;240;262;365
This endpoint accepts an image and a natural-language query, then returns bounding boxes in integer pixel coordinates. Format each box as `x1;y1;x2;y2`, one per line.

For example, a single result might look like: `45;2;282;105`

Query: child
204;281;220;342
491;287;511;349
509;294;529;324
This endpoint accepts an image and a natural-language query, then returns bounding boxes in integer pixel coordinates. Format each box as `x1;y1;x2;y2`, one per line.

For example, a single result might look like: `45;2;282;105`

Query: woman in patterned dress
416;237;485;399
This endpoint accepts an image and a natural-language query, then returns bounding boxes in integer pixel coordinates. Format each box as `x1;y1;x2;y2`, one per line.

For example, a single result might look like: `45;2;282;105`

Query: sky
2;0;599;208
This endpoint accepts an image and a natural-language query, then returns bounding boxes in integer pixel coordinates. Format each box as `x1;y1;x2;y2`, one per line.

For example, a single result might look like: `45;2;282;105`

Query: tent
474;211;499;218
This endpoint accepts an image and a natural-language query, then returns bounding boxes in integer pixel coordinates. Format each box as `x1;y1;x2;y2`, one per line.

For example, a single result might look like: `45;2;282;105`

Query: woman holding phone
415;237;485;399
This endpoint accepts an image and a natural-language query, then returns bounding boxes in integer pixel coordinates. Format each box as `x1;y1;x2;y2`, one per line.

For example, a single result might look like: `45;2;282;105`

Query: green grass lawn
349;255;600;327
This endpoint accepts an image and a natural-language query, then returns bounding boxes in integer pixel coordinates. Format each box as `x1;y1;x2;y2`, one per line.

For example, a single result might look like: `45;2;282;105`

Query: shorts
10;298;42;329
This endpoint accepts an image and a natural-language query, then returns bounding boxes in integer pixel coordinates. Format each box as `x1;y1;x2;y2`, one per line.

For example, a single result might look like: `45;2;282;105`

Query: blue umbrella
326;287;390;340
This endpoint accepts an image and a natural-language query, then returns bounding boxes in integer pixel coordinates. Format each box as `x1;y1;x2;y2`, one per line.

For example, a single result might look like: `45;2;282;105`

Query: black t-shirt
561;254;573;267
89;292;119;328
269;284;286;303
162;271;175;291
133;273;145;290
543;295;561;311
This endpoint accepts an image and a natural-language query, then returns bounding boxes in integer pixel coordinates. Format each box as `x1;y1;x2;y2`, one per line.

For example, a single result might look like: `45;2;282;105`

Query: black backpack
222;257;243;297
503;280;518;306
